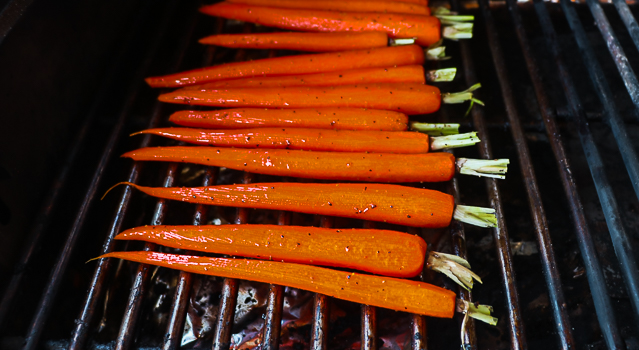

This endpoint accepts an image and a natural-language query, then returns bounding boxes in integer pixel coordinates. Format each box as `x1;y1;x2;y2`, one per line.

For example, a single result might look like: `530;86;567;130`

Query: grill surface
1;0;639;349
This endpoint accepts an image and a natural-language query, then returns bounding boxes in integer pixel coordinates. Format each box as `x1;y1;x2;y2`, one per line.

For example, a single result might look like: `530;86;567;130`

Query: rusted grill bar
451;0;527;348
533;0;639;322
504;0;627;348
476;0;575;348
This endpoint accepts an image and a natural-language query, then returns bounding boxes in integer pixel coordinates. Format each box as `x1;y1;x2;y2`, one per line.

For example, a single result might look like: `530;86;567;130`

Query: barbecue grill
1;0;638;349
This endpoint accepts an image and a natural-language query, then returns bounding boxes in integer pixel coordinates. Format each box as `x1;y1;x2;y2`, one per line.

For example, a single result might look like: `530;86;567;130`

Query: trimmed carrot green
182;65;425;90
158;83;441;115
122;146;457;182
115;224;427;277
199;32;390;51
109;182;455;228
145;45;425;88
199;2;441;46
99;251;457;318
226;0;430;15
131;128;438;153
168;108;410;131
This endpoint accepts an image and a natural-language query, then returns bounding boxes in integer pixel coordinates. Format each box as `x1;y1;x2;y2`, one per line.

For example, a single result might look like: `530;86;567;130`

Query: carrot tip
101;182;136;201
427;251;482;291
453;205;497;228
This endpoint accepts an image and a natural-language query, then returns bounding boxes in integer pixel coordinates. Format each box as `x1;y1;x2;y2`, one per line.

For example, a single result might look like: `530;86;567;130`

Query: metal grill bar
311;217;334;350
451;0;527;348
585;0;639;115
534;0;639;321
361;221;378;350
504;0;627;348
612;0;639;52
477;0;575;348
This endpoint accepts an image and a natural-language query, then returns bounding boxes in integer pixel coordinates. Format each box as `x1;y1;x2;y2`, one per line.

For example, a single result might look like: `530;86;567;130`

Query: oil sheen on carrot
168;108;409;131
101;251;456;318
132;128;432;153
122;146;456;183
199;32;389;51
158;84;441;115
200;3;441;46
119;182;455;228
145;45;424;88
182;66;425;90
115;224;427;277
227;0;430;16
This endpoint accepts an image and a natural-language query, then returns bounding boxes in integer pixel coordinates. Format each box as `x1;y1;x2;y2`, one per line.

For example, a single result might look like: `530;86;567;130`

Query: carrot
181;66;426;90
226;0;430;16
115;224;427;277
99;250;456;318
105;182;498;228
198;32;390;51
168;108;410;131
145;45;424;88
199;2;441;46
122;146;508;182
130;127;481;153
159;84;438;115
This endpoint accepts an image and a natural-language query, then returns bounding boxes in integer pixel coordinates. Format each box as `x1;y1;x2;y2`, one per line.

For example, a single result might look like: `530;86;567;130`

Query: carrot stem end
427;251;482;290
456;299;498;326
456;158;510;179
453;205;497;228
430;132;480;150
426;68;457;82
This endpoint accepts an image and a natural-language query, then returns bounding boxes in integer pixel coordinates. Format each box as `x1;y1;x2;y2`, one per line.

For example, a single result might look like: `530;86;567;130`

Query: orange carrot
226;0;430;15
112;182;455;228
158;83;441;115
182;66;425;90
99;251;456;318
131;127;443;153
168;108;410;131
115;224;427;277
123;146;457;182
199;2;441;46
145;45;424;88
199;32;390;51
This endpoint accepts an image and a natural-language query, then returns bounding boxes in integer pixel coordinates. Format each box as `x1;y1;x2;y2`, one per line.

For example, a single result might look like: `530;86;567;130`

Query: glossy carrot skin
183;66;425;90
199;3;441;46
133;128;431;153
123;147;456;182
121;182;455;228
159;84;441;115
101;251;456;318
199;32;389;51
227;0;430;15
145;45;424;88
116;224;427;277
168;108;409;131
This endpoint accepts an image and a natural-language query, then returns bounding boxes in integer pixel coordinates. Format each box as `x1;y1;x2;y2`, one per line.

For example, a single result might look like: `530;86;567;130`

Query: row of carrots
99;0;500;328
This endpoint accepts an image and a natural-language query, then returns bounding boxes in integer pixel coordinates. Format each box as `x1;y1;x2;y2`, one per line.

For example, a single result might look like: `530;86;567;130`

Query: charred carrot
226;0;430;15
199;32;391;51
181;66;429;90
115;224;482;286
122;146;508;182
199;3;469;47
130;127;479;153
145;45;424;88
100;251;456;317
158;83;482;115
168;108;411;131
106;182;497;228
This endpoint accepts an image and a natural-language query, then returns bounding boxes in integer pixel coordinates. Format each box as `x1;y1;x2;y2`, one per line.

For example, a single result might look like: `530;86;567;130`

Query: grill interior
1;0;639;349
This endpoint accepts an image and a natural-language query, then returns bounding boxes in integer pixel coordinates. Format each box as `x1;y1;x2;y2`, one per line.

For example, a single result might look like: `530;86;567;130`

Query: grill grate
1;0;639;349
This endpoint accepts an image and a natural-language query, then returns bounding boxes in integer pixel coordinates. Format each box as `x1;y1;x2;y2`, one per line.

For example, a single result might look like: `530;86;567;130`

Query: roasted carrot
199;2;442;46
100;251;456;317
130;127;481;153
199;32;390;51
106;182;497;228
158;83;481;115
145;45;424;88
123;146;509;182
168;108;410;131
226;0;430;15
182;66;426;90
115;224;427;277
